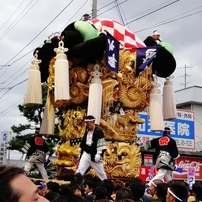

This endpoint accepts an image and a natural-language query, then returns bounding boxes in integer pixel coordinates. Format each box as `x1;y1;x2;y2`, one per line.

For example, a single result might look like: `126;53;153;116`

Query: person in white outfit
76;115;107;181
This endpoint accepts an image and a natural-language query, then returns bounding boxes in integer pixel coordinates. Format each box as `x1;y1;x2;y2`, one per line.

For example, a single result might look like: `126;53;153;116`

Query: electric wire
59;0;88;32
0;0;76;99
0;0;74;71
114;0;125;25
0;119;7;130
135;9;202;33
0;42;43;86
0;2;199;98
117;0;130;29
0;0;122;77
0;46;41;87
97;0;127;17
0;79;27;100
0;98;24;116
0;0;74;83
0;0;26;31
0;61;30;93
125;0;179;26
96;0;127;12
0;0;38;41
0;0;127;87
126;0;176;22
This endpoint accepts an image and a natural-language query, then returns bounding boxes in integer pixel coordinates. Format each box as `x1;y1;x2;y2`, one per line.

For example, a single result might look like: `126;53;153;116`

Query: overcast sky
0;0;202;134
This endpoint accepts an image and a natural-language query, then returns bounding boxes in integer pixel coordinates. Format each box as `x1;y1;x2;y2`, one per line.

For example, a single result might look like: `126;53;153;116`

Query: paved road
5;156;57;168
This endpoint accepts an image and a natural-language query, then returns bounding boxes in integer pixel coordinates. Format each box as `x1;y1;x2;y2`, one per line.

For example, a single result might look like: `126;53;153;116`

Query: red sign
138;166;157;182
138;166;150;182
173;156;202;181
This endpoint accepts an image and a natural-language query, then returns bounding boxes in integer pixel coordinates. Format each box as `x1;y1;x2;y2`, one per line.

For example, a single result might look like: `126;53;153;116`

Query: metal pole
92;0;97;19
185;65;187;88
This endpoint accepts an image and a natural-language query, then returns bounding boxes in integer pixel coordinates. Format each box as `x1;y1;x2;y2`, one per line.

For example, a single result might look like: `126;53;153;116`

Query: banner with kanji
106;32;119;73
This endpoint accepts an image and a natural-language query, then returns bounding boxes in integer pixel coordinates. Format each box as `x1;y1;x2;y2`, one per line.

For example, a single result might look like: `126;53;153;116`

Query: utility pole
180;65;192;88
92;0;97;19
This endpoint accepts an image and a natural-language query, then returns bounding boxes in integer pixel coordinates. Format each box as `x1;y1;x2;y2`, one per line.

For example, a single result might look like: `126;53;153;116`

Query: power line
125;0;179;25
0;0;123;81
0;97;24;116
135;9;202;33
97;0;127;17
0;0;74;80
0;62;30;92
0;0;26;31
0;43;44;87
0;79;27;99
1;0;117;91
114;0;125;25
0;2;200;126
0;119;7;131
59;0;88;32
117;0;130;29
0;54;32;86
96;0;124;12
0;0;38;41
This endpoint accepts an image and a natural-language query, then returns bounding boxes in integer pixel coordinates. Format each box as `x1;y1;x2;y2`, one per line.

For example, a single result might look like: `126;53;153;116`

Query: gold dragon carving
52;140;142;178
104;142;142;178
49;50;154;179
58;107;86;140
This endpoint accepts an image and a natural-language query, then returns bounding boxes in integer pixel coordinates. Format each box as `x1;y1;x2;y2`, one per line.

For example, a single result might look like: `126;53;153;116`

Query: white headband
168;188;182;202
153;30;160;35
151;181;157;187
85;118;95;122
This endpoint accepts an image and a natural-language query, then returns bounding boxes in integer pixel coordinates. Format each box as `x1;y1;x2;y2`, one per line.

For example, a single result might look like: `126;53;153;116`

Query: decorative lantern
54;40;70;101
163;76;176;120
87;64;103;125
40;91;55;135
24;51;42;105
149;76;164;131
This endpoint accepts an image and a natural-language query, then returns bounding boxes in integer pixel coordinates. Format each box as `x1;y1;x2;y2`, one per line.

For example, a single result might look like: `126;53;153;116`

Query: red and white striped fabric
91;18;146;51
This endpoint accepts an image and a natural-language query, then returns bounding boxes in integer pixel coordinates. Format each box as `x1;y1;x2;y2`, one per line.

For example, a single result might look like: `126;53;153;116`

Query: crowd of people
1;164;202;202
1;109;197;202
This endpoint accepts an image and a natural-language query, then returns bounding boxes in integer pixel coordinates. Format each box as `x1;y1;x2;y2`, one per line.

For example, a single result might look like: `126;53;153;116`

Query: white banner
0;131;10;164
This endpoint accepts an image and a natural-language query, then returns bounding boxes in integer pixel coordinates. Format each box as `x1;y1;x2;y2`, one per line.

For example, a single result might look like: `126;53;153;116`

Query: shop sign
144;154;153;166
138;166;156;183
137;110;195;149
172;156;202;181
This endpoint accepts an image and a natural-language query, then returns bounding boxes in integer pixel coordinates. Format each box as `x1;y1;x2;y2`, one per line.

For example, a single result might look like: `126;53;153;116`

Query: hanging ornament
54;40;70;101
39;90;55;135
163;76;177;120
87;64;103;125
24;51;42;105
149;76;164;131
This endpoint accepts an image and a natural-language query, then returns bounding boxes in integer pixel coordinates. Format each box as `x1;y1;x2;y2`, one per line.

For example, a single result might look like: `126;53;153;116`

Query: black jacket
27;135;49;157
80;126;106;162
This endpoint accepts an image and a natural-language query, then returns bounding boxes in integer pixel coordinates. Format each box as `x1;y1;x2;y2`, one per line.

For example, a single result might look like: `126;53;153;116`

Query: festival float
24;18;176;180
